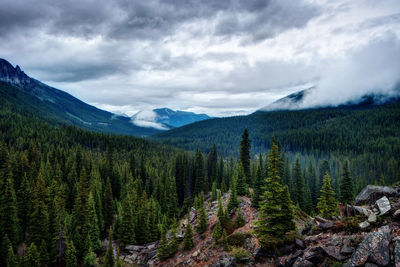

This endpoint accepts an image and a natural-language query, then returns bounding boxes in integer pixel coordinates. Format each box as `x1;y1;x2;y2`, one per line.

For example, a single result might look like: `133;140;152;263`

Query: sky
1;0;400;117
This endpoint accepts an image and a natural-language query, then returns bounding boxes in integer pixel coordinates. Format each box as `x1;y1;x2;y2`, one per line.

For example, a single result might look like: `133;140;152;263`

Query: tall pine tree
317;173;338;218
239;128;251;184
339;160;353;205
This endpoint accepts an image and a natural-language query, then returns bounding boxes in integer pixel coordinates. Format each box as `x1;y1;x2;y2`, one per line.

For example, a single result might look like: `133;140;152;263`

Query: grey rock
278;250;302;267
322;245;346;261
394;237;400;267
368;213;377;223
344;225;391;267
354;185;399;206
394;209;400;218
340;245;354;256
375;196;391;215
359;221;370;229
125;245;143;251
190;207;197;222
215;253;236;267
295;238;305;249
293;257;314;267
319;221;334;230
330;234;342;246
254;247;274;260
364;263;378;267
303;246;326;264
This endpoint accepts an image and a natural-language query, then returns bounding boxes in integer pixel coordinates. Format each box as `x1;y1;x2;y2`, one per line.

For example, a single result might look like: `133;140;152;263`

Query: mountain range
0;59;210;136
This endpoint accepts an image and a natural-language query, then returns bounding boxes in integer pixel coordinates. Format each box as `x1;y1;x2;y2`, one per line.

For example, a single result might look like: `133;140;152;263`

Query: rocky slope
115;185;400;266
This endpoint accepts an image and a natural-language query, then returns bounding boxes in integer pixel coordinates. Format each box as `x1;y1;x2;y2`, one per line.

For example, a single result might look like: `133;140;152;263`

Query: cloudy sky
1;0;400;116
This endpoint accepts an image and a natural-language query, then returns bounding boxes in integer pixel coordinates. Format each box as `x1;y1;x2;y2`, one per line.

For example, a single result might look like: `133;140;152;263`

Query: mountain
131;108;211;130
262;88;312;111
0;58;162;136
154;90;400;156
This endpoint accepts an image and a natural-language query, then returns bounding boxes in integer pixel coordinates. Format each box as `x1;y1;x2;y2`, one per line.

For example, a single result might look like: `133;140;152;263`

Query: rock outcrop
354;185;399;206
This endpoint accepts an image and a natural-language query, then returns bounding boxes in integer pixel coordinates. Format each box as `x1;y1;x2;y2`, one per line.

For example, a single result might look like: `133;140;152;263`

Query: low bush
227;232;251;247
229;247;250;260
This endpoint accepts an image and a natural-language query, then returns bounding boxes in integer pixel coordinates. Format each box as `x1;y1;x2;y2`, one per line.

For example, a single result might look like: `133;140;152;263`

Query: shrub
229;247;250;260
257;234;283;250
338;216;363;233
227;232;251;247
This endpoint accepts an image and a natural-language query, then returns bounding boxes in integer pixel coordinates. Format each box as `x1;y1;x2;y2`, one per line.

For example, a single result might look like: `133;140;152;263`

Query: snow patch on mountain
131;110;170;130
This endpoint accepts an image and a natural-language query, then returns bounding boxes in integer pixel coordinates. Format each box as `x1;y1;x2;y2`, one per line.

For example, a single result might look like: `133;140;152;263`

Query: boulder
215;253;236;267
323;245;347;261
394;209;400;218
368;213;377;223
303;246;326;264
318;221;335;231
330;234;342;246
344;225;391;267
340;245;355;256
295;238;305;249
346;205;372;217
394;237;400;267
354;185;399;206
278;250;302;267
125;245;143;252
359;221;370;229
375;196;391;215
293;257;314;267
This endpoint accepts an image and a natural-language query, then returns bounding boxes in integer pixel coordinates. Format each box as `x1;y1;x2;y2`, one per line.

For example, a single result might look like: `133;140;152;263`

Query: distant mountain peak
0;58;30;86
131;108;212;129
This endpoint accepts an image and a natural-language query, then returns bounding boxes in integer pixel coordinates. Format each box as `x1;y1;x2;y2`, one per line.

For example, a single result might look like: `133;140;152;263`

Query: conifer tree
194;149;205;195
103;228;114;267
25;243;41;267
293;158;305;210
0;235;11;267
169;226;179;256
221;230;228;251
157;227;170;260
212;219;223;241
65;240;77;267
183;222;194;250
28;171;50;247
17;173;31;239
196;202;208;234
119;190;136;247
83;247;98;267
239;128;251;184
227;178;239;212
339;160;353;205
317;173;338;218
255;140;295;248
0;176;19;246
207;144;218;188
6;245;18;267
252;154;264;208
236;163;247;196
217;190;227;223
39;239;49;267
103;177;114;232
211;181;217;201
235;209;245;228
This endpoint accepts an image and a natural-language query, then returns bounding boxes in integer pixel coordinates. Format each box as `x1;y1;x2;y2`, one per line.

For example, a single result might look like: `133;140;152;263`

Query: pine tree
183;222;194;250
0;176;19;246
103;228;114;267
25;243;41;267
252;154;264;208
103;177;114;232
119;189;136;247
217;190;227;223
194;149;205;195
221;230;228;251
196;203;208;234
293;158;305;210
255;140;296;248
115;248;124;267
340;160;353;205
6;245;18;267
235;209;245;228
169;226;179;256
236;163;247;196
28;171;50;247
317;173;338;218
65;240;77;267
211;181;217;201
83;247;98;267
212;219;223;241
227;178;239;212
0;235;11;267
157;227;170;260
239;128;251;183
17;173;31;239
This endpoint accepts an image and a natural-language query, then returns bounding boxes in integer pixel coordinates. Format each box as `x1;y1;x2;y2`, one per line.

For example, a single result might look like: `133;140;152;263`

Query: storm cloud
0;0;400;116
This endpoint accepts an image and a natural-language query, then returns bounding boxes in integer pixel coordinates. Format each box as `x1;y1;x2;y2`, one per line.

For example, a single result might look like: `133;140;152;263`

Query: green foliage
252;154;264;208
229;247;250;260
221;230;229;251
6;245;18;267
103;228;114;267
317;173;338;218
340;161;353;205
255;140;296;247
227;180;239;212
338;216;363;233
227;232;251;247
157;228;170;260
239;128;251;183
196;205;208;234
83;248;98;267
183;222;194;251
234;209;246;228
26;243;41;267
293;158;305;211
236;163;247;196
212;220;223;241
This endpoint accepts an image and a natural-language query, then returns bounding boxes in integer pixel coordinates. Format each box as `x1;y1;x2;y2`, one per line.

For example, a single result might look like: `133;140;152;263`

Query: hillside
0;59;162;136
154;100;400;156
